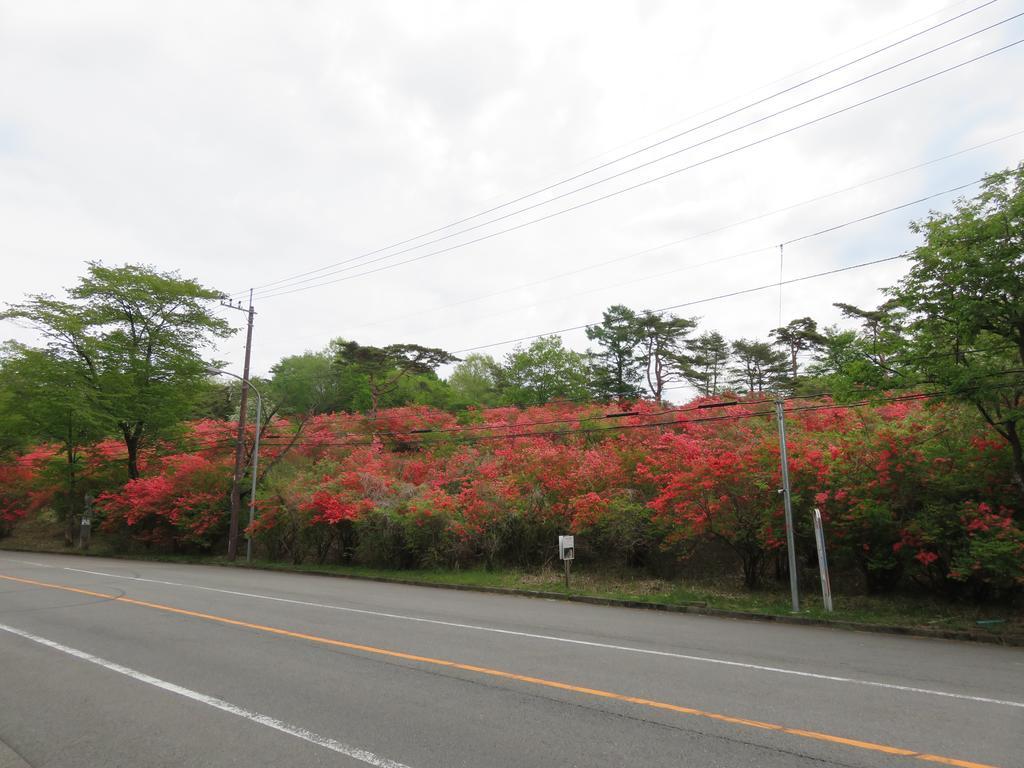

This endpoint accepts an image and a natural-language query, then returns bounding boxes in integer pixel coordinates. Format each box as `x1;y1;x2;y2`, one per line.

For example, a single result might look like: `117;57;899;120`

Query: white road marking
5;556;1023;709
0;621;413;768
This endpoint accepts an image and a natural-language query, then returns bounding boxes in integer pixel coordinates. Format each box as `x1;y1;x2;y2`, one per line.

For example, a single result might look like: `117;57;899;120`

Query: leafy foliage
887;163;1024;495
2;167;1023;602
495;336;591;406
1;262;231;478
586;304;646;400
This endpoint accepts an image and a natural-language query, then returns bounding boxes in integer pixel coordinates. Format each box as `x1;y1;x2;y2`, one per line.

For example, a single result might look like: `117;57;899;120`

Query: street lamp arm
206;367;263;404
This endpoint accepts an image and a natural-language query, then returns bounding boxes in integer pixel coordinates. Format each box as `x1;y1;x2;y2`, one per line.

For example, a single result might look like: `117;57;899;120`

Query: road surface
0;553;1020;768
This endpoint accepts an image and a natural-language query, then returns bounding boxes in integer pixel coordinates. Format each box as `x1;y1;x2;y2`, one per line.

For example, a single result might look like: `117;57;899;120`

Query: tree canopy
586;304;645;400
333;340;458;415
496;336;591;406
0;262;231;477
886;163;1024;494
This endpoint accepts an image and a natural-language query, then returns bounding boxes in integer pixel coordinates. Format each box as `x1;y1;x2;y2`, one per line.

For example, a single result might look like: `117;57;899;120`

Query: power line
252;379;1023;450
339;127;1024;336
252;26;1024;300
447;170;993;356
389;179;982;347
238;0;1004;298
216;341;1017;436
551;0;991;188
64;376;1024;465
253;368;1024;447
452;255;907;353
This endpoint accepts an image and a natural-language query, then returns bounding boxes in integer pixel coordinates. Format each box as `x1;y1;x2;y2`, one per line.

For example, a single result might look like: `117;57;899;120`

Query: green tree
585;305;645;400
770;317;822;381
801;325;878;396
187;377;238;421
885;163;1024;494
447;353;501;407
385;371;455;411
496;336;591;406
271;346;368;417
729;339;789;394
333;341;457;415
636;310;696;401
832;301;904;381
1;263;232;478
685;331;731;397
0;343;109;541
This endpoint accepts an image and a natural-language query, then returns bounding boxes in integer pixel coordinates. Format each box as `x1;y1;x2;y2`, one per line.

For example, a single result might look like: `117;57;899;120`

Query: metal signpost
774;399;800;612
812;508;834;613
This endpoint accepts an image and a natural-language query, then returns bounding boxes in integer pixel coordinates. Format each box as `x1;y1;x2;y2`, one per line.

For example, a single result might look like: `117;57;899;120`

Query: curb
244;562;1024;646
3;545;1022;647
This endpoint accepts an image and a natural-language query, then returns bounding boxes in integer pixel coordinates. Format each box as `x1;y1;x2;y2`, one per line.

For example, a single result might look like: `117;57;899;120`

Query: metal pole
207;363;262;565
246;390;262;563
224;292;255;561
775;399;800;612
813;508;833;612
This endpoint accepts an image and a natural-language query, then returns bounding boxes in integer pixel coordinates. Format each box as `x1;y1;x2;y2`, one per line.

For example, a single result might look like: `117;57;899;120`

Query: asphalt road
0;553;1020;768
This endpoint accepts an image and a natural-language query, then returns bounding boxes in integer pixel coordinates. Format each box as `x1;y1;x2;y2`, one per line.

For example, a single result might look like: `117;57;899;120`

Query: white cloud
1;0;1021;379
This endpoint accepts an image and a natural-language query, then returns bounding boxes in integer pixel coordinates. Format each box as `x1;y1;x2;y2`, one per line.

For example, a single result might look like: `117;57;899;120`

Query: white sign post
79;493;93;551
558;535;575;590
812;508;833;613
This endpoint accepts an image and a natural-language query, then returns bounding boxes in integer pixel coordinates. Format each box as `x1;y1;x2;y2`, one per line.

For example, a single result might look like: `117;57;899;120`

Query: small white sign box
558;535;575;561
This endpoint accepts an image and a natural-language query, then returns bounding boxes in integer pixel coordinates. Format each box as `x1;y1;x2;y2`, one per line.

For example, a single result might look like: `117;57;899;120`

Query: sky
1;0;1022;393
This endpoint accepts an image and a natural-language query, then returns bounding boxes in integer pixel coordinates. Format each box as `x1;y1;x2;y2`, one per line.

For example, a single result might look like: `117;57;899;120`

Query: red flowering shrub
6;394;1018;600
641;414;786;588
97;452;229;548
0;446;60;536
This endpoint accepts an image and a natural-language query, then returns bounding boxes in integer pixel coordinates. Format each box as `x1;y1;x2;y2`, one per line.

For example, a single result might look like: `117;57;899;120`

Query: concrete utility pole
775;398;800;612
221;290;256;562
208;366;262;563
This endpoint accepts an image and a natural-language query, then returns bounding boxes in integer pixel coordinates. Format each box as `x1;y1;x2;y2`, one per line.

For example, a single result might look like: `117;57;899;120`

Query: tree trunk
1005;421;1024;498
64;440;77;547
122;423;143;479
740;548;763;589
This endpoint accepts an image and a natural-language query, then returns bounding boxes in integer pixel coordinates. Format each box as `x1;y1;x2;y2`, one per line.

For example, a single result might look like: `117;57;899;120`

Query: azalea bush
1;396;1020;600
97;451;230;549
641;414;787;588
0;446;60;537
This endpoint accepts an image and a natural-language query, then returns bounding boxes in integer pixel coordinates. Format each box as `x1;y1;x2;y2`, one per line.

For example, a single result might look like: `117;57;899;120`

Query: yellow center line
0;572;999;768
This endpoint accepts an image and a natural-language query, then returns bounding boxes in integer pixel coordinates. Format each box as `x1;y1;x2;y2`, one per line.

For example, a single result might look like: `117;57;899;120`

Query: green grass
3;525;1021;638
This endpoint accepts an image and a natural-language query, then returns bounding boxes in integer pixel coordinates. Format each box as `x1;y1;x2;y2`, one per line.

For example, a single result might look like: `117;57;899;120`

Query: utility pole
775;398;800;612
221;290;255;562
208;367;262;564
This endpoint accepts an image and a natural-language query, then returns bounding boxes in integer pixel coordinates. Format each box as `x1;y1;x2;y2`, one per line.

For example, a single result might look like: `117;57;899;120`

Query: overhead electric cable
254;37;1024;301
446;177;983;354
339;127;1024;335
251;380;1023;449
238;0;1003;297
451;255;908;354
410;179;980;346
271;15;1020;283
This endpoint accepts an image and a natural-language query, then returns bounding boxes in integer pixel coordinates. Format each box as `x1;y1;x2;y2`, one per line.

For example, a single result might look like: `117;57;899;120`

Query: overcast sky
2;0;1022;391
